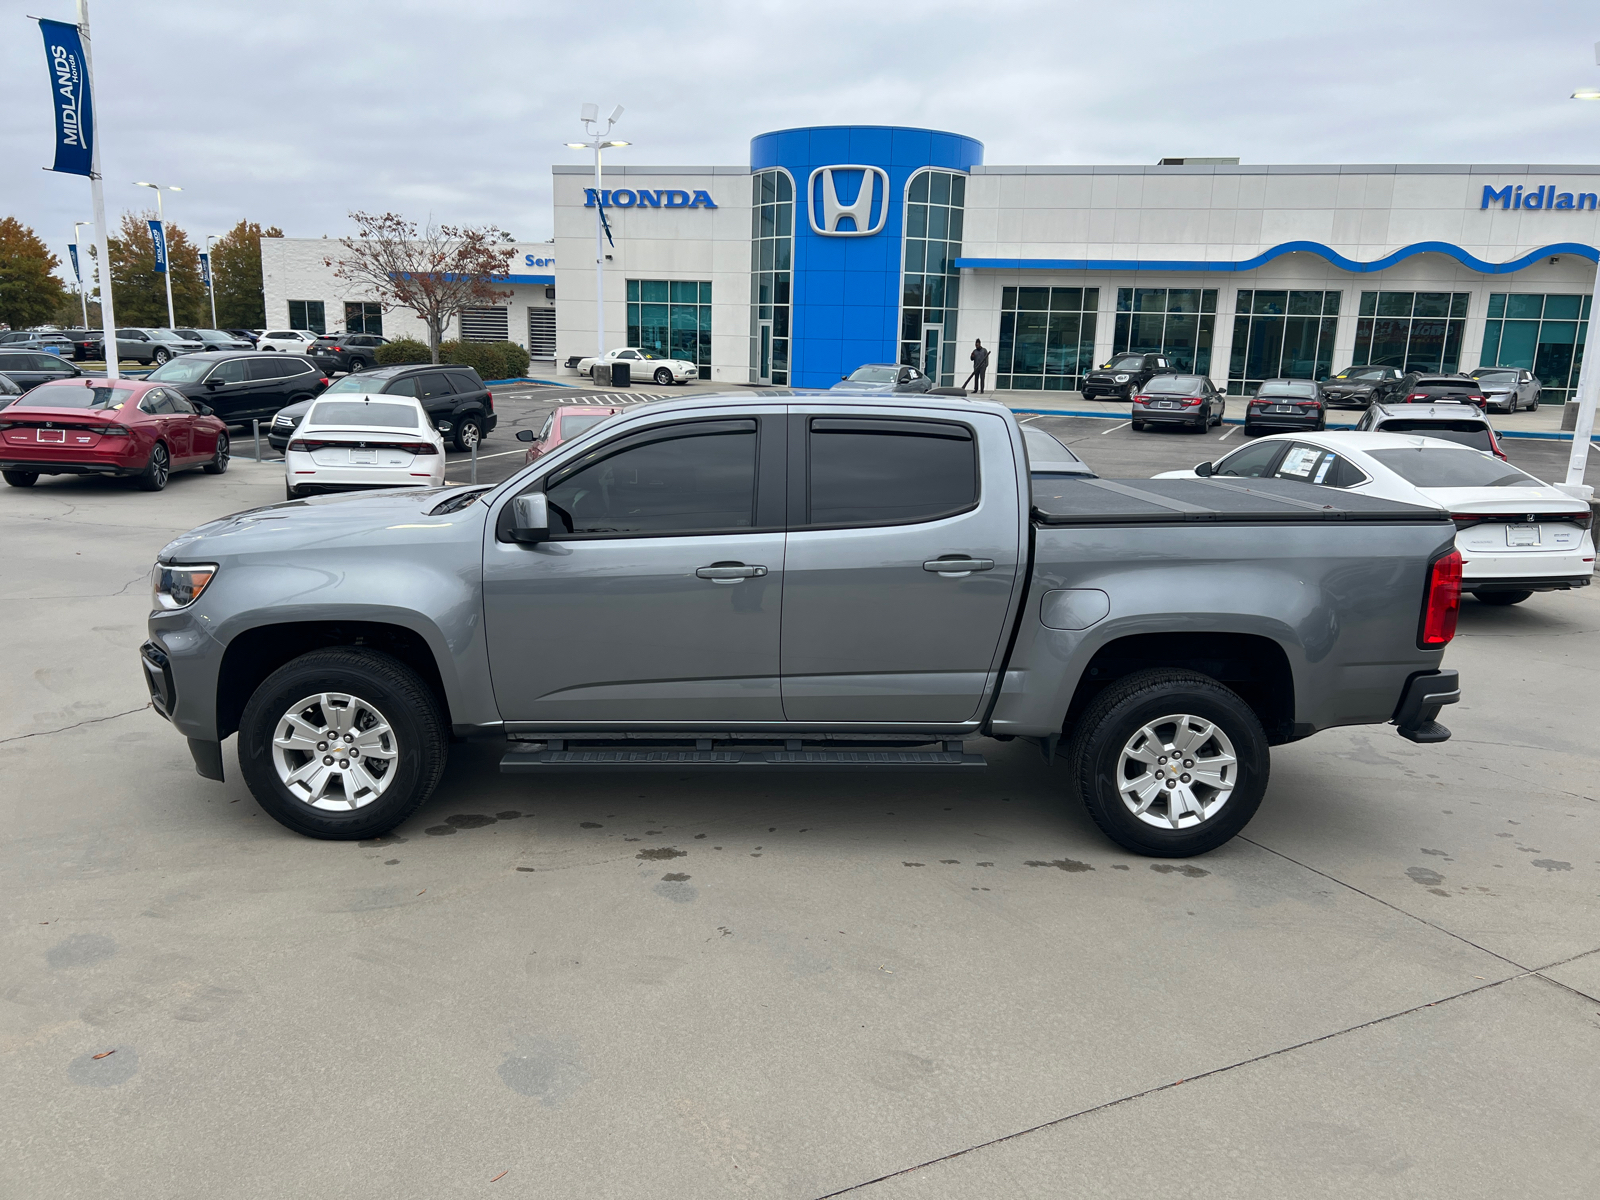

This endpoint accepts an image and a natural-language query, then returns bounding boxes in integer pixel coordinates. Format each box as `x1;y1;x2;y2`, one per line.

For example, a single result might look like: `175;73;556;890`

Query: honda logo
807;165;890;236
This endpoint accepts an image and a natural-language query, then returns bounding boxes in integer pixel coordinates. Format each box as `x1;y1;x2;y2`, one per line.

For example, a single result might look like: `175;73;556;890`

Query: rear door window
445;371;480;394
415;373;456;400
805;417;977;526
1212;441;1285;478
545;420;758;536
246;357;281;381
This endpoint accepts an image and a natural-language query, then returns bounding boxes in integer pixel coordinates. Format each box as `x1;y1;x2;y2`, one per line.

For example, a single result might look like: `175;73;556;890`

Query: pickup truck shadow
400;736;1104;856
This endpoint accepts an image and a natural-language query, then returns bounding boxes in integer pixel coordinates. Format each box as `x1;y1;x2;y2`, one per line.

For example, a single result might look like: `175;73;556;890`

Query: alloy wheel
1117;714;1238;829
270;691;399;810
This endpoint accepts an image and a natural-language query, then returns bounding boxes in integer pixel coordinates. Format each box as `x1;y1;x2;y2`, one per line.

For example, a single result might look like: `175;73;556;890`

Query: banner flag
150;220;167;274
37;19;94;177
200;251;211;288
69;241;81;281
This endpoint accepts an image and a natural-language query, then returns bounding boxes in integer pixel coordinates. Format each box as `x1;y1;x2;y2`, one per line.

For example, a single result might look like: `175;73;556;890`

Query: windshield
1143;376;1204;394
323;375;383;394
1257;382;1317;398
848;366;898;383
1369;447;1535;488
1333;367;1387;381
1107;356;1145;371
559;414;610;438
639;350;663;360
20;382;137;409
1473;370;1518;385
146;358;213;382
147;329;189;342
308;400;419;429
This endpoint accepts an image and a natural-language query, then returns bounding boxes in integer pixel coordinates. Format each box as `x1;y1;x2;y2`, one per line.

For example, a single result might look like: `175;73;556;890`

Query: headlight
152;563;217;610
1114;374;1129;383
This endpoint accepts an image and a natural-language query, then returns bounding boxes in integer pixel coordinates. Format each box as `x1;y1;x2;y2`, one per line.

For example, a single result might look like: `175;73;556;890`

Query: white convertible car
575;347;697;385
1156;430;1594;606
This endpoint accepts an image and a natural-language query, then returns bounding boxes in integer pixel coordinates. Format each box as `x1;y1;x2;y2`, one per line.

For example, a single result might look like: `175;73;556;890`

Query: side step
500;744;987;773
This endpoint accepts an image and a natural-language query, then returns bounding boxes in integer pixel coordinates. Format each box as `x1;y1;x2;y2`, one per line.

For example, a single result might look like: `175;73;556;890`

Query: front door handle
923;557;995;574
696;562;768;584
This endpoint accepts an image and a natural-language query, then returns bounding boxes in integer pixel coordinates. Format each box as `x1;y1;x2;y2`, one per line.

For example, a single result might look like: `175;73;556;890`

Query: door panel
779;411;1023;723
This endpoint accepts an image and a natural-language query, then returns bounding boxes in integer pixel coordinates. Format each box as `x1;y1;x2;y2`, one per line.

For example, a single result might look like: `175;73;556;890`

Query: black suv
267;363;496;452
1321;364;1406;408
307;333;388;374
1398;373;1488;411
0;348;85;391
143;351;330;424
1081;353;1175;400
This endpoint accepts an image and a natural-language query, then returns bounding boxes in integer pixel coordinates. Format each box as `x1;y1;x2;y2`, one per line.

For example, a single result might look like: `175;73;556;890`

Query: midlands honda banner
199;251;211;288
150;220;168;274
68;241;81;281
37;18;94;177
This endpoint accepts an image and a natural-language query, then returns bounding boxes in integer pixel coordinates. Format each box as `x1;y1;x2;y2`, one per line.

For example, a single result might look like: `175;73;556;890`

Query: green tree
109;210;207;327
0;217;65;330
209;219;282;328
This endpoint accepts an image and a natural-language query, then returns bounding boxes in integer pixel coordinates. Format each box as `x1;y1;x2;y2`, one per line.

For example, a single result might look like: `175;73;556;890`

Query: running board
500;745;987;772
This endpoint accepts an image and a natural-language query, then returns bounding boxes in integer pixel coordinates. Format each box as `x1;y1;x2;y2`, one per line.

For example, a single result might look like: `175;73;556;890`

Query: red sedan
0;377;229;491
516;404;625;465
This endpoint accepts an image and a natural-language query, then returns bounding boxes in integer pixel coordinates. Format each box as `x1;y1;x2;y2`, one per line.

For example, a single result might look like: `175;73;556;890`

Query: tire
134;442;170;491
237;648;448;840
3;470;39;488
1315;414;1326;431
347;357;368;373
1473;590;1532;606
1066;668;1270;857
452;415;482;453
152;348;170;365
654;367;673;385
202;432;230;474
1529;391;1539;411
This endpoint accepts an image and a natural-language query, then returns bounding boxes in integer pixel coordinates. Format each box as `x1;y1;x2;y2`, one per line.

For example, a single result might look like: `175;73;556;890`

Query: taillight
486;390;494;411
1406;393;1429;401
287;439;324;452
396;442;438;455
1132;394;1150;404
1420;550;1462;647
1488;430;1507;460
333;346;344;353
318;378;330;387
87;424;128;436
1295;400;1318;407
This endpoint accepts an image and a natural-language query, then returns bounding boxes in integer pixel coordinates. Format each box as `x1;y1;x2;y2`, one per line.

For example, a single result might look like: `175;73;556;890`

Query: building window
344;302;383;336
749;169;794;385
287;300;325;334
628;280;713;379
1354;291;1469;374
460;307;510;342
527;308;557;361
995;286;1099;391
1480;293;1592;403
1113;288;1216;376
1227;290;1341;395
900;169;966;386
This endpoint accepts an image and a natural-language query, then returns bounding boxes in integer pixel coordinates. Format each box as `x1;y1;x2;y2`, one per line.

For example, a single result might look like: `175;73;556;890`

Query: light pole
566;104;629;364
133;181;181;328
1563;54;1600;499
72;220;93;330
203;233;220;330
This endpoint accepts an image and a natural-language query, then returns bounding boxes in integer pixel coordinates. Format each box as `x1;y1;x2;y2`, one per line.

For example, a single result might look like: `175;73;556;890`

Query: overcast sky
4;0;1598;279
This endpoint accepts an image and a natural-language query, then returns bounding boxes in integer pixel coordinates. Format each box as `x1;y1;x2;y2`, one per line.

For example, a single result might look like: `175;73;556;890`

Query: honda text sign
149;220;167;274
807;166;889;236
37;18;94;177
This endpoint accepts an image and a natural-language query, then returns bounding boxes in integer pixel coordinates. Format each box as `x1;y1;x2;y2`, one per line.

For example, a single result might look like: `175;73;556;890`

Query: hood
830;381;894;392
158;485;490;563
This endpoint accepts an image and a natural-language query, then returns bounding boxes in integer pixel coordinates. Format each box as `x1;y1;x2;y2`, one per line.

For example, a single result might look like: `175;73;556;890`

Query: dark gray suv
267;363;496;451
144;352;330;424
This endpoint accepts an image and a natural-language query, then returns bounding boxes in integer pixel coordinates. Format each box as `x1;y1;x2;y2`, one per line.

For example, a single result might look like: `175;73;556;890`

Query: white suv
257;330;321;354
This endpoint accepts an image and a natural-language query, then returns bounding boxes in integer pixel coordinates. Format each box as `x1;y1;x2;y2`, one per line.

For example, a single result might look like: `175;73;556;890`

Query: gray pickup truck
141;395;1463;857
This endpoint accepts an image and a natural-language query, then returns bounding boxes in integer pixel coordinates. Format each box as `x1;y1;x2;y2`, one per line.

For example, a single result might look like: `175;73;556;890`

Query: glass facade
1480;293;1592;403
344;301;382;335
1227;290;1341;394
900;170;965;385
749;169;793;385
1353;291;1469;373
994;286;1100;391
287;299;325;334
627;280;713;379
1113;288;1217;376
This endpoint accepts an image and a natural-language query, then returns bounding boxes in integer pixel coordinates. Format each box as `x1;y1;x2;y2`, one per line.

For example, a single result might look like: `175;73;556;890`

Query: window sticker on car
1279;447;1321;478
1313;455;1335;484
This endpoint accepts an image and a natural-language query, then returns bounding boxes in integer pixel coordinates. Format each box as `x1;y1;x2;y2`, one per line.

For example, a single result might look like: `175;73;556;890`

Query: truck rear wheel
237;648;448;840
1065;668;1269;857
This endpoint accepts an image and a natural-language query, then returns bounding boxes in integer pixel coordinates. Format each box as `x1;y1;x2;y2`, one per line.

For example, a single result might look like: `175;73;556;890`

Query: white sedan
575;347;697;385
1155;430;1594;606
284;394;445;500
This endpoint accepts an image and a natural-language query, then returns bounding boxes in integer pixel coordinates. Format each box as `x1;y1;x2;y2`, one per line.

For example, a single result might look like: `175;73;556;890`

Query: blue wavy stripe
954;240;1600;275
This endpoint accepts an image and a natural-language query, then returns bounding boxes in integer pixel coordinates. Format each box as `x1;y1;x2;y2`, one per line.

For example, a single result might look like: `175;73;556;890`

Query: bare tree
327;212;514;363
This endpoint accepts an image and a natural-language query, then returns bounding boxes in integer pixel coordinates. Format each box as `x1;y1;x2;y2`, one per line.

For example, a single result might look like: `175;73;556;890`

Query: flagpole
77;0;118;381
72;221;92;330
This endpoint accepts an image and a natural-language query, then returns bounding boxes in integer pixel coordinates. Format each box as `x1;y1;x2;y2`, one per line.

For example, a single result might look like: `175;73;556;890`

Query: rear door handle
696;563;768;584
923;558;995;574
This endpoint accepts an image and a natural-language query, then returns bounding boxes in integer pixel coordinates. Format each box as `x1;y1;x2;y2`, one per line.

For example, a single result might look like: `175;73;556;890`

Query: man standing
968;338;990;394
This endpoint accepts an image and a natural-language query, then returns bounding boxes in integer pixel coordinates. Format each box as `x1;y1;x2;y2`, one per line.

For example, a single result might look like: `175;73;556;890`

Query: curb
1006;406;1599;442
483;376;573;387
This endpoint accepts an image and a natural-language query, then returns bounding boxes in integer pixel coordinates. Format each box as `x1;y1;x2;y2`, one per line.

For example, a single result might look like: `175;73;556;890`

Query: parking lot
2;393;1598;1198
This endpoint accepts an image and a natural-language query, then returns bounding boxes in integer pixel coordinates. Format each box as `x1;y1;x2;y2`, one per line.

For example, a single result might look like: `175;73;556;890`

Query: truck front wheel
1066;668;1269;857
237;648;448;839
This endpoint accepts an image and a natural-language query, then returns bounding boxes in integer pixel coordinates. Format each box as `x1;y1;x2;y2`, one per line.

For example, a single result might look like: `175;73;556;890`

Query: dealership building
265;125;1600;399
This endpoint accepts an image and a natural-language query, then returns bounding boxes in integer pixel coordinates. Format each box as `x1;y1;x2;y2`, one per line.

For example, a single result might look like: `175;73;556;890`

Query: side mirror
206;377;222;388
516;428;536;442
1195;461;1215;478
840;375;848;382
509;493;550;543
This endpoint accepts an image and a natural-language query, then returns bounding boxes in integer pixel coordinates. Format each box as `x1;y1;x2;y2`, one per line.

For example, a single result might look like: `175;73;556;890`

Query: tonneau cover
1032;476;1450;525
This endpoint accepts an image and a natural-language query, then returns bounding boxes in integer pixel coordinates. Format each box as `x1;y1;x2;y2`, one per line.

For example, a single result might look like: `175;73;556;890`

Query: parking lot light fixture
1560;75;1600;498
1572;87;1600;99
567;104;628;362
133;181;182;329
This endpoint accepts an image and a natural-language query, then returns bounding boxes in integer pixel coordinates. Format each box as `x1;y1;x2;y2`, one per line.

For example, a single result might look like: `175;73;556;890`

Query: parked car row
267;364;495;452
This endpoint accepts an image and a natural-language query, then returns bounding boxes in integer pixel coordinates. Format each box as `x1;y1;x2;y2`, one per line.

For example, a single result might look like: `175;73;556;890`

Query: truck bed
1031;476;1451;526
